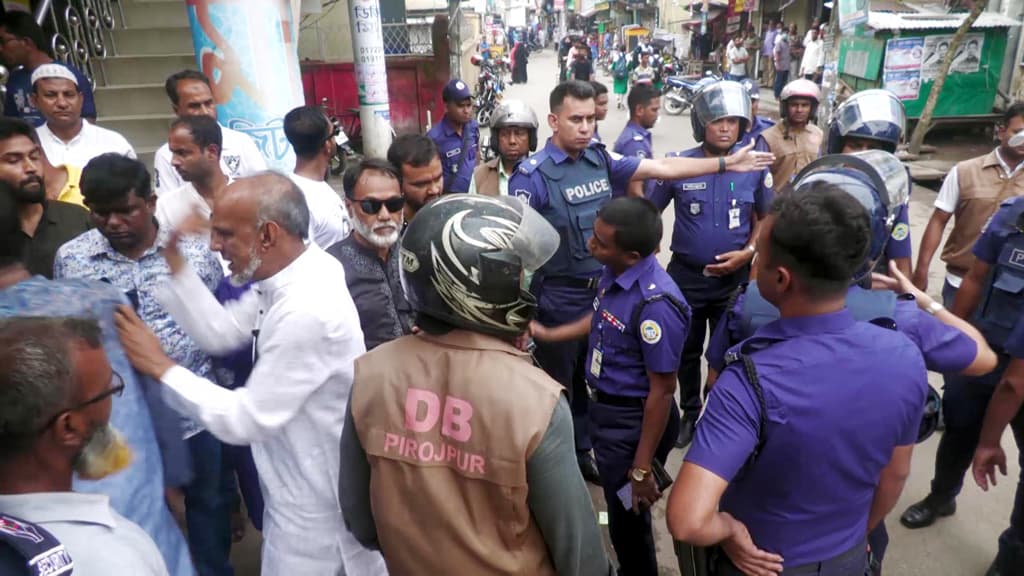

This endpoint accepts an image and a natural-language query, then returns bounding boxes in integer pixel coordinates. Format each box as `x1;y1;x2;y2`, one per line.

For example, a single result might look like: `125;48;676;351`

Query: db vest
736;281;897;339
942;152;1024;278
350;331;563;576
531;147;612;278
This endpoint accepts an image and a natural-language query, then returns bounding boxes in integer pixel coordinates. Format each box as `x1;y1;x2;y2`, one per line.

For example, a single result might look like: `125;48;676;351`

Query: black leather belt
592;389;646;408
543;275;600;290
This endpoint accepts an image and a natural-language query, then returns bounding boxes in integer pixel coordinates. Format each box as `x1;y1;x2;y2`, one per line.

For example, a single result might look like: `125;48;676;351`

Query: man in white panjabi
113;172;387;576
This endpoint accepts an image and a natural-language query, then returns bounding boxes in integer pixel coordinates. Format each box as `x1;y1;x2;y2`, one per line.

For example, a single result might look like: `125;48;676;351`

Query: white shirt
37;121;136;169
153;125;267;194
289;173;350;248
156;246;386;576
933;149;1024;287
727;43;749;76
0;492;169;576
155;182;212;232
801;39;824;75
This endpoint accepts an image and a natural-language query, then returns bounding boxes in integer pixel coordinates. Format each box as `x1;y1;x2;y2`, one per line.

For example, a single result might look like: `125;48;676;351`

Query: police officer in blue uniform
648;80;774;448
702;150;998;575
510;80;773;482
613;83;660;198
668;179;930;576
740;78;774;149
973;202;1024;574
531;197;689;576
826;89;913;279
426;78;481;193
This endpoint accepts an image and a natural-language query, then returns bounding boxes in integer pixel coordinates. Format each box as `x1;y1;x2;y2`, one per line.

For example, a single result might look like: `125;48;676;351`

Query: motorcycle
471;55;504;125
320;97;362;176
662;72;721;116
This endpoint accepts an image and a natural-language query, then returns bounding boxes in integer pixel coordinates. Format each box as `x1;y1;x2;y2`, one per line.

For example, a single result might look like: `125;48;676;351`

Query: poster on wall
883;69;922;100
884;37;924;70
919;34;984;79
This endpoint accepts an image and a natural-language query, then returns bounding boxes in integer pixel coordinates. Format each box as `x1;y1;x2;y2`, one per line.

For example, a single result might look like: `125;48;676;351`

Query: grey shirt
339;394;614;575
327;235;414;351
0;492;170;575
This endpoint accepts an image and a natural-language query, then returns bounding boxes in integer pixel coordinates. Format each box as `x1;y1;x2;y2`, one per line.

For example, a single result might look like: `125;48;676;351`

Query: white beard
351;216;401;249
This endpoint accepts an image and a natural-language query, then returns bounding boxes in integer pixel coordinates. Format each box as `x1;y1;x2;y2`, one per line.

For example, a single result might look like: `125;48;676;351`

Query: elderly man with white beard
328;158;414;351
113;172;388;576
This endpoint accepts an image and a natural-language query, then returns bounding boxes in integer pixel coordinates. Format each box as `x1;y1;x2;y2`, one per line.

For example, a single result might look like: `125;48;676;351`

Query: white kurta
156;246;387;576
153;125;267;194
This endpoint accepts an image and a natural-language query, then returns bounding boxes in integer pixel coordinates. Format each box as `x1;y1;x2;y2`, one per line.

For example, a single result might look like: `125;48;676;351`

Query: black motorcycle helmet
399;195;559;337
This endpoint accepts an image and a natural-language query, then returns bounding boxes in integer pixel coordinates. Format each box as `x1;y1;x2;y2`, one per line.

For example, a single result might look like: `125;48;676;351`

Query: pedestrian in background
772;29;791;99
762;21;781;88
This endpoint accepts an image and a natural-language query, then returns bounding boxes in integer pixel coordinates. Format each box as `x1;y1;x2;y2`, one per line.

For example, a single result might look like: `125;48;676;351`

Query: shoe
577;452;601;485
899;496;956;529
675;417;696;449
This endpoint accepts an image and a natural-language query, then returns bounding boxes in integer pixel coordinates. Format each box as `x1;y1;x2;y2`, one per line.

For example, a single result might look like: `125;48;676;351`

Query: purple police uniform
612;121;653;197
426;116;480;193
586;254;689;576
687;310;927;570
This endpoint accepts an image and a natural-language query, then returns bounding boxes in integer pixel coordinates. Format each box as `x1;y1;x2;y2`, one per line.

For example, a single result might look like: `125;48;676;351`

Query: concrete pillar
185;0;305;171
349;0;394;158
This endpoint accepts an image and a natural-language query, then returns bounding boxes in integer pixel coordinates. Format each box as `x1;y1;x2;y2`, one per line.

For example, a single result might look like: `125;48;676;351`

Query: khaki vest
350;330;563;576
472;158;502;196
941;151;1024;277
761;123;823;188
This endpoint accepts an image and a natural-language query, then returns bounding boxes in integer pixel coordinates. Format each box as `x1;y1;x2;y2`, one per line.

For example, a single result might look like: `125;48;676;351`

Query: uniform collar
442;116;475;137
417;329;529;358
604;253;658;291
0;492;117;528
758;308;856;340
627;121;651;139
542;138;596;165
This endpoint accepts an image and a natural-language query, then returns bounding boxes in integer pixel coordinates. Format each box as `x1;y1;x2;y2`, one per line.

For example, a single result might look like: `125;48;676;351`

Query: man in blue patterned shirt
52;154;229;576
0;182;195;576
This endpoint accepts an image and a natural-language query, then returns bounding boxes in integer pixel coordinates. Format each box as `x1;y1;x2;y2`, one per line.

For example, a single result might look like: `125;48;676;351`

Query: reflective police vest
528;145;613;278
974;203;1024;350
736;281;898;338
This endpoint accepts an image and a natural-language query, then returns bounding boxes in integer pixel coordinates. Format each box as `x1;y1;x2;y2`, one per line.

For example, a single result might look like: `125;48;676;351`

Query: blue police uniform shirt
426;115;480;193
971;196;1024;348
612;121;653;197
648;144;773;266
743;116;775;152
705;284;979;374
584;255;690;397
884;204;913;262
4;63;97;127
687;310;927;567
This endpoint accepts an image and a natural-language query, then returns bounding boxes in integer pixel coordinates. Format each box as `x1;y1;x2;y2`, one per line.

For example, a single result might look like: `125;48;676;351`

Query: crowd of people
3;7;1024;576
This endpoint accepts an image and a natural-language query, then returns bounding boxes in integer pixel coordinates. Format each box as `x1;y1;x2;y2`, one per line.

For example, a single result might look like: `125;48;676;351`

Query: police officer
648;80;774;448
740;78;775;148
759;78;822;188
826;89;914;278
426;78;481;193
469;100;537;196
339;194;614;576
590;81;610;144
509;80;773;481
668;180;929;576
613;82;660;198
702;151;998;575
531;197;689;576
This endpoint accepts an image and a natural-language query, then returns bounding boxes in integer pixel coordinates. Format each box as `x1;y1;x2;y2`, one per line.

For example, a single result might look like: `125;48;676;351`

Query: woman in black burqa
511;41;529;84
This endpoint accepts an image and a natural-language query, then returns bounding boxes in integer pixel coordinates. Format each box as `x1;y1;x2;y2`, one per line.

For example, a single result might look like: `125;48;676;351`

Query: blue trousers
185;431;234;576
590;399;680;576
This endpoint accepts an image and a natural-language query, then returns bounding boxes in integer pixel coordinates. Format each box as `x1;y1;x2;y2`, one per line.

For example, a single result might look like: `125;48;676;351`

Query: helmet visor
835;91;906;143
501;196;560;273
694;81;752;126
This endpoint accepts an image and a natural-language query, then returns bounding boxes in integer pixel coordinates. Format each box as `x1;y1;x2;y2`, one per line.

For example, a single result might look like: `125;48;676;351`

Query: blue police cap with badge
0;513;73;575
442;79;473;103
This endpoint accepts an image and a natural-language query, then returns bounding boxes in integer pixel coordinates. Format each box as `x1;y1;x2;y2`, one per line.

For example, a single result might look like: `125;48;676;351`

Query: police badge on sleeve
640;320;662;344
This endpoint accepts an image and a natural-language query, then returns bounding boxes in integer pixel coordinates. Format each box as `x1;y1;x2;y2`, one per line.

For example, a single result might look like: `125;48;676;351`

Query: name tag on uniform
729;207;741;229
446;148;461;158
682;182;707;191
590;348;603;378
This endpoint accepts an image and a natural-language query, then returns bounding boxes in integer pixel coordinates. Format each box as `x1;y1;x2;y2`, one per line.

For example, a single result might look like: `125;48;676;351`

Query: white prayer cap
30;63;78;87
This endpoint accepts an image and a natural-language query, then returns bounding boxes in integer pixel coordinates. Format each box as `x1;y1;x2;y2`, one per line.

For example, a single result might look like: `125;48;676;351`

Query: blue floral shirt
0;276;196;576
53;227;224;438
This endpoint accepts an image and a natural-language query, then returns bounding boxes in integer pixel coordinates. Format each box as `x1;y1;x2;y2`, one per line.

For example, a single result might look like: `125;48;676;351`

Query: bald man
114;173;386;576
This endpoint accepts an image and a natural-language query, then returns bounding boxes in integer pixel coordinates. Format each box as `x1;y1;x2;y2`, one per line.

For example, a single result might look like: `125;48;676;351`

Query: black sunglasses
357;196;405;215
39;372;126;433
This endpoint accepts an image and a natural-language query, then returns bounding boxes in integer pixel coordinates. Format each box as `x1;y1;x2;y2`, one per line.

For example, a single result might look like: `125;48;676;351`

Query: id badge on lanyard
591;295;604;378
728;183;741;230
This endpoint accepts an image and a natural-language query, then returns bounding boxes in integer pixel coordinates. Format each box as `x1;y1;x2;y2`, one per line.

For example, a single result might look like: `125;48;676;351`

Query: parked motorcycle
471;55;505;125
662;73;721;116
320;97;362;176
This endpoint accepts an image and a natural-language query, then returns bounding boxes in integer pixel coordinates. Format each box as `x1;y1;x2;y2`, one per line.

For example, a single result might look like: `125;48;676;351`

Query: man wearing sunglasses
0;316;170;575
328;158;414;351
284;105;350;249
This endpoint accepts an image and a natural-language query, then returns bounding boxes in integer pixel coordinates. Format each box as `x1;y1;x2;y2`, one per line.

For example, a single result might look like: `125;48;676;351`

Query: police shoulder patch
514;189;532;202
891;223;909;241
607;150;624;161
640;320;662;344
764;171;774;189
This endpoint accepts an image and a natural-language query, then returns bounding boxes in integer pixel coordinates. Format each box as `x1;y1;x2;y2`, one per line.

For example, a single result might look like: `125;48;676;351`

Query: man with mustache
328;158;413;351
388;134;444;225
0;187;194;576
0;118;89;278
470;100;538;197
0;316;169;575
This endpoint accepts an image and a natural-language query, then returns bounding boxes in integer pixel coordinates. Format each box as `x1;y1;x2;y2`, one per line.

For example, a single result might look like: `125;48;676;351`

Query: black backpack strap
722;335;782;471
628;293;690;337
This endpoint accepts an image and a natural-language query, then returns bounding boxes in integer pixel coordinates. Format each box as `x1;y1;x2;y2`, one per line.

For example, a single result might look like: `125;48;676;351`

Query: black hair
767;181;870;297
387;134;439;181
1002;101;1024;126
627;83;659;118
589;81;608;96
549;80;595;113
938;41;949;49
597;197;662;257
170;115;222;155
0;12;48;54
80;154;153;205
342;157;400;199
164;70;212;106
284;105;331;159
0;182;23;269
0;117;39;146
967;39;979;47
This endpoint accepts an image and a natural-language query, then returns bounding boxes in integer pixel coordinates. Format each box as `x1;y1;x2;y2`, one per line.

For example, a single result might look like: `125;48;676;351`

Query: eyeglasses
38;371;126;433
357;196;406;215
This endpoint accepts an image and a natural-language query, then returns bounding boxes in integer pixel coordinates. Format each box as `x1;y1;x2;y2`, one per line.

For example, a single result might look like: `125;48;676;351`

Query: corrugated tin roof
867;10;1021;30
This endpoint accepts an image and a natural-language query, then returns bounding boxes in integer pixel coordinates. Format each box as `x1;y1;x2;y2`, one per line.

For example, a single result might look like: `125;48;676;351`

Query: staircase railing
33;0;126;89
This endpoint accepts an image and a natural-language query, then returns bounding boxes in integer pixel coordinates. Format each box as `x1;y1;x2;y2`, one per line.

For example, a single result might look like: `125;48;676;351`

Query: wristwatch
630;467;650;483
926;300;945;315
